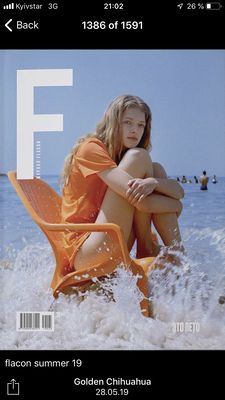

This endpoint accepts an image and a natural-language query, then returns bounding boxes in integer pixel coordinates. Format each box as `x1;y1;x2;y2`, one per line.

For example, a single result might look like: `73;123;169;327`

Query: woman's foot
136;237;161;258
153;244;185;269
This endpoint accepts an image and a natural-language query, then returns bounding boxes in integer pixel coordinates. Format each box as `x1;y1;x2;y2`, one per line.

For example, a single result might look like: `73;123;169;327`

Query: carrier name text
16;3;43;10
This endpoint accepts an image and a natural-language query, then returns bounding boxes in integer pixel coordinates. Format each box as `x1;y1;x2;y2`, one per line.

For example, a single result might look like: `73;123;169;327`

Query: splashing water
1;236;225;350
1;173;225;349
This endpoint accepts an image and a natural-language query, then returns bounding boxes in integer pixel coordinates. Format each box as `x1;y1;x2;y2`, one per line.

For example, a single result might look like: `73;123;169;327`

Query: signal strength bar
3;3;14;9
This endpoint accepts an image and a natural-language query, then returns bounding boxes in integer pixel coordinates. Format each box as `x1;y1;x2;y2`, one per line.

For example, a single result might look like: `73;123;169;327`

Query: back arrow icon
5;19;13;32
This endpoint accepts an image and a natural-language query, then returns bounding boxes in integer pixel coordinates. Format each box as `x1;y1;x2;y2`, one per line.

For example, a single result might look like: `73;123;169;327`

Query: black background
0;350;223;398
0;0;224;398
0;0;224;49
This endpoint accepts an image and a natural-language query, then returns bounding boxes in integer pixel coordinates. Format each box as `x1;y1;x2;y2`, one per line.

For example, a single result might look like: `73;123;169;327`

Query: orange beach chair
8;171;156;317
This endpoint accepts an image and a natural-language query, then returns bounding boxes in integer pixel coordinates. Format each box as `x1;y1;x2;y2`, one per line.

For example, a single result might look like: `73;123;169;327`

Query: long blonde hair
60;95;152;187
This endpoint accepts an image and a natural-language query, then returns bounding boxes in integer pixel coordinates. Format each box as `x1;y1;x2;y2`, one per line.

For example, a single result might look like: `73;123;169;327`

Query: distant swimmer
194;176;198;183
212;174;217;184
181;175;187;183
199;170;209;191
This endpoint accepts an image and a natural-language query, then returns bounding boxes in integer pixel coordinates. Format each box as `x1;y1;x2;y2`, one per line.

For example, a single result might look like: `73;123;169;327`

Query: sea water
0;175;225;350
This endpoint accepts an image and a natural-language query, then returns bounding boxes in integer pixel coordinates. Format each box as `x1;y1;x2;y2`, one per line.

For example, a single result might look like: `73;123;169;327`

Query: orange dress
61;137;117;274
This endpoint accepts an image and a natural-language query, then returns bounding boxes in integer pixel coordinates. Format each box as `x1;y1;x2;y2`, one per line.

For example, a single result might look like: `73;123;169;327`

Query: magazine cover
0;1;225;398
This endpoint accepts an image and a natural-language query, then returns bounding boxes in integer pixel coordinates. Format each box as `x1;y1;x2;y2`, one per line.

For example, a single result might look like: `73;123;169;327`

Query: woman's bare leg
129;162;182;259
75;156;183;270
75;148;154;270
74;148;155;317
132;210;161;258
119;149;160;258
151;162;182;247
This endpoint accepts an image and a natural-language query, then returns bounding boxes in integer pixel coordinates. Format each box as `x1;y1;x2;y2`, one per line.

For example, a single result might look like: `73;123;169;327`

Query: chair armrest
42;222;131;265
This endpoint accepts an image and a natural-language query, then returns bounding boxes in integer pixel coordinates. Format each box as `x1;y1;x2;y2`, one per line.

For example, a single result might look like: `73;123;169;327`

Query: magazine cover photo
0;49;225;350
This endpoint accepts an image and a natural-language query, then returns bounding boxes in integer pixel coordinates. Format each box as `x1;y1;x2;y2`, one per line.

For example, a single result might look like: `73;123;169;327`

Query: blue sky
0;50;224;177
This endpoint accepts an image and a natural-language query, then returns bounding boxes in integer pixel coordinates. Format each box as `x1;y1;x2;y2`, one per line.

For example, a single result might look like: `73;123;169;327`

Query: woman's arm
98;167;182;215
127;177;184;202
126;160;184;202
153;177;184;199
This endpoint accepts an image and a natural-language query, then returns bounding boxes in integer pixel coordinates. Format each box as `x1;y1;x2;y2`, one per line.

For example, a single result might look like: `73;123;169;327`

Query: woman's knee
122;147;150;161
120;148;153;177
153;162;167;178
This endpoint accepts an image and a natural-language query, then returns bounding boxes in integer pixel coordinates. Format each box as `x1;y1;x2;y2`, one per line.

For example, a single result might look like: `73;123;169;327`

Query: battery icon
206;2;222;9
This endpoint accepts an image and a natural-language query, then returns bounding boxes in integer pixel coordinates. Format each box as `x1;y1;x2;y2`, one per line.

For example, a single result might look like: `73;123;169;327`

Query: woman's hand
126;177;158;205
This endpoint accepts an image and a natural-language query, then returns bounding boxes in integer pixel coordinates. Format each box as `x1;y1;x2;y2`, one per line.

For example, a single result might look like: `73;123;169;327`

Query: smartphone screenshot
0;1;224;398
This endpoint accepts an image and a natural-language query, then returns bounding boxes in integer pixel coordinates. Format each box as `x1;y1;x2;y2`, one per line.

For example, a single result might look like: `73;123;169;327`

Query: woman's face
121;107;146;149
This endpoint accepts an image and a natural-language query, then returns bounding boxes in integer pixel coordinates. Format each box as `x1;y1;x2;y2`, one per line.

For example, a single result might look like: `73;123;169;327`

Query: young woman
58;95;184;316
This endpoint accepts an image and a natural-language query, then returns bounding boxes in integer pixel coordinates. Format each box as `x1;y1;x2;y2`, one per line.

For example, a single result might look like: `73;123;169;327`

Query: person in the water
194;176;198;183
60;95;184;273
199;171;209;190
57;95;185;317
212;175;217;184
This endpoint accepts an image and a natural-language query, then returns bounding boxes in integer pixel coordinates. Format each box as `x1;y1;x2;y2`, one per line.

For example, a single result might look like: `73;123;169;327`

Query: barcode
16;312;54;331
